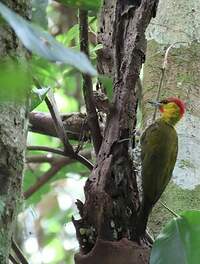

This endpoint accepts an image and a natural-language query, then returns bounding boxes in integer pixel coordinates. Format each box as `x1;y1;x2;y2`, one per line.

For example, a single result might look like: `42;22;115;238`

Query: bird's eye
160;100;168;104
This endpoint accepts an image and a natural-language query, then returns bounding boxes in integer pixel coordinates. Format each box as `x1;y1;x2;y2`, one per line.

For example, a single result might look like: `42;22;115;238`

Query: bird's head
149;97;185;125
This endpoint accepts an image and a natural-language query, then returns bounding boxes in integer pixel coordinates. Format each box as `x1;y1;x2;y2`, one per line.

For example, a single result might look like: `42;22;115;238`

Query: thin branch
27;146;93;170
75;153;93;170
27;146;65;155
152;41;187;121
9;254;20;264
45;94;74;155
24;149;93;199
160;201;180;218
11;239;29;264
33;78;75;156
26;155;55;164
79;10;102;155
29;112;89;141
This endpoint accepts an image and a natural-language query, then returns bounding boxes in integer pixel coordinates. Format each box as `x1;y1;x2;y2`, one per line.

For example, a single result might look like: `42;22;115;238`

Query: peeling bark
73;0;159;263
0;1;29;262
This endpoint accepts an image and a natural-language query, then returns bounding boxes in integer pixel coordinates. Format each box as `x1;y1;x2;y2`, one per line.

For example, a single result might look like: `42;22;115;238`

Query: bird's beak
148;100;163;107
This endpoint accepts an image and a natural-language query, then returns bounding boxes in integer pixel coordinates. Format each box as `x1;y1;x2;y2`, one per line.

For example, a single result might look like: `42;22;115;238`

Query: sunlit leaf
30;87;51;111
0;2;97;76
99;75;113;101
150;211;200;264
57;24;79;45
58;0;101;11
90;44;103;53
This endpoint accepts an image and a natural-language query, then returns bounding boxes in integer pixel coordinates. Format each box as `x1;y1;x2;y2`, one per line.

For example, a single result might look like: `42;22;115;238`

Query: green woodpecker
137;97;185;237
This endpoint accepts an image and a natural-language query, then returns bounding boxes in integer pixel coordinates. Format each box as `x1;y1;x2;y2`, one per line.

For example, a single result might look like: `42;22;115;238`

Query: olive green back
141;119;178;206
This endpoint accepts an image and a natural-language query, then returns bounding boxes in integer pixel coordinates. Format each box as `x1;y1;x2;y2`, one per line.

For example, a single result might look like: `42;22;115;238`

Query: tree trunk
73;1;158;263
142;0;200;236
0;1;29;262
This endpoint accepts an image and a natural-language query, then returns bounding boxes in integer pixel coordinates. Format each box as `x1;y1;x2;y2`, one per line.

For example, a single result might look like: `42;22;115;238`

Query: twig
79;9;102;155
27;146;65;155
45;94;74;155
9;254;20;264
33;78;75;155
75;153;93;169
11;239;29;264
27;146;93;170
152;42;187;121
160;201;179;218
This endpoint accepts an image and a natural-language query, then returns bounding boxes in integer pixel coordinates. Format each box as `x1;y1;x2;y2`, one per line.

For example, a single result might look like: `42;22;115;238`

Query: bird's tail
136;200;153;238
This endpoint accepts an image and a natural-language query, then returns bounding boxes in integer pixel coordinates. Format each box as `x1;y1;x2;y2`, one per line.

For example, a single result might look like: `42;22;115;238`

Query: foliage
30;86;51;111
58;0;101;11
0;1;101;263
99;75;113;101
150;211;200;264
0;2;96;76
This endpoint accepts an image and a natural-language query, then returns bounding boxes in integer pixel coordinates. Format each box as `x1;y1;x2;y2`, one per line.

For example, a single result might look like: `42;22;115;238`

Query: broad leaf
30;87;51;111
150;211;200;264
0;2;97;76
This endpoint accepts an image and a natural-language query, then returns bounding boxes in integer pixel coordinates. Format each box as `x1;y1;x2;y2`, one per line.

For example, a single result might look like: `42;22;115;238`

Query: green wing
141;120;178;205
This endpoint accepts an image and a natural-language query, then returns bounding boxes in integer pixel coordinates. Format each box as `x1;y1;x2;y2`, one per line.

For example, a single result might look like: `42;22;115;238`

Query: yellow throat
160;102;182;126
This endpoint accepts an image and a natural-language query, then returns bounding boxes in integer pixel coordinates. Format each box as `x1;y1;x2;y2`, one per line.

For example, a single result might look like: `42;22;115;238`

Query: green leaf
0;2;97;76
58;0;101;11
99;75;113;101
90;44;103;54
57;24;79;46
30;87;51;111
150;211;200;264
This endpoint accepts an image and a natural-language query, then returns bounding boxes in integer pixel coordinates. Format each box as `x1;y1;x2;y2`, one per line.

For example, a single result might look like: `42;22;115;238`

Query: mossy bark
0;1;29;262
142;0;200;237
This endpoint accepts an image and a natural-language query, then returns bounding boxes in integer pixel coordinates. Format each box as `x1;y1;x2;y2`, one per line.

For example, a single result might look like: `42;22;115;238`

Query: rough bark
142;0;200;236
73;1;159;263
0;1;29;262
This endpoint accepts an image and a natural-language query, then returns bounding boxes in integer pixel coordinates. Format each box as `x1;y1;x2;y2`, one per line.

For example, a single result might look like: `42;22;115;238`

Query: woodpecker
137;97;186;237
